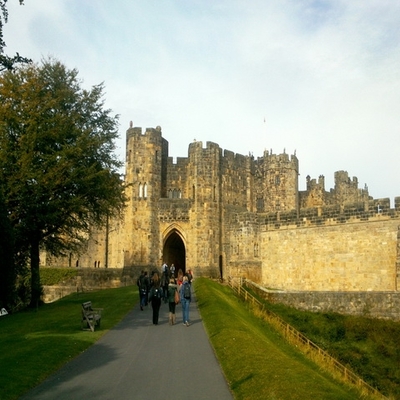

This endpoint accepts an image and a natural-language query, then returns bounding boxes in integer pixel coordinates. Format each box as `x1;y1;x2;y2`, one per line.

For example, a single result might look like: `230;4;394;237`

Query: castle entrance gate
163;230;186;274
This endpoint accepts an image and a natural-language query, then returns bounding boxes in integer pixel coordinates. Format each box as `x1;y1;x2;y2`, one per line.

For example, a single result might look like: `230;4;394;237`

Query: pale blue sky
4;0;400;203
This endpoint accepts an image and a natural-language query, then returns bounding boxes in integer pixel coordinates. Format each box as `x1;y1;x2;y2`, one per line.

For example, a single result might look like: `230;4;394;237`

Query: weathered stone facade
45;125;400;294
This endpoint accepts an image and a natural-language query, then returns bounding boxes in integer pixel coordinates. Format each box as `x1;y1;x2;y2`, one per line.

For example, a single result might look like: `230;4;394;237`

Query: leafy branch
0;0;31;71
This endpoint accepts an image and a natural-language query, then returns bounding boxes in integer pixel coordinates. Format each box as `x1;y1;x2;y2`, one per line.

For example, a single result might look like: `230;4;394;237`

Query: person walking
167;277;178;325
161;270;169;303
148;273;162;325
138;271;149;310
136;270;145;311
180;275;191;326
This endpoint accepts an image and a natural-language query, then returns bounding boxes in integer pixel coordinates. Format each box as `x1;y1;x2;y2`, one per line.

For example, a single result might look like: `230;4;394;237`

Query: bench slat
81;301;102;332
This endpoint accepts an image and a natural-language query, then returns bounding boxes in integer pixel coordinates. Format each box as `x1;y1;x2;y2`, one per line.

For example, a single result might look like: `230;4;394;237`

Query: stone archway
163;230;186;274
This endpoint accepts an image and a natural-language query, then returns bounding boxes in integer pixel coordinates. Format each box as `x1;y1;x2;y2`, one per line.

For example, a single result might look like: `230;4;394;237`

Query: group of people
136;265;194;326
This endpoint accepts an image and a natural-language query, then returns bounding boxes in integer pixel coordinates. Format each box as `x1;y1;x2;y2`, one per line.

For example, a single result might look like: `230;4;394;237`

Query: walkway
20;288;233;400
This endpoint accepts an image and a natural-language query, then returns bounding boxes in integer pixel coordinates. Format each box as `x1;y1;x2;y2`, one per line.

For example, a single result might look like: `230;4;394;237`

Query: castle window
254;243;259;257
143;183;148;198
139;183;143;198
192;185;195;199
275;176;281;185
155;150;159;162
256;198;264;212
128;149;132;163
168;189;173;199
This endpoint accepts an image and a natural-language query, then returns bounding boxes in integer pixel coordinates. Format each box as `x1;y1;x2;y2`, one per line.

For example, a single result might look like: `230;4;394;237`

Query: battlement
335;170;358;186
188;140;220;152
306;175;325;191
126;125;163;143
262;198;400;231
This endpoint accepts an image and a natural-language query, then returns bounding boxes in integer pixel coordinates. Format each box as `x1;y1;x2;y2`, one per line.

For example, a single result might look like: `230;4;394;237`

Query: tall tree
0;58;126;307
0;188;15;309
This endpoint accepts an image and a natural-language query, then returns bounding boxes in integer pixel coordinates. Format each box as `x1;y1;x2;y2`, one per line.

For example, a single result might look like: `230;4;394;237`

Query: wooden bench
81;301;103;332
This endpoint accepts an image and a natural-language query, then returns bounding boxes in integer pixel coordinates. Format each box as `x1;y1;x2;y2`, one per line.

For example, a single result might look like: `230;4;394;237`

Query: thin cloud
3;0;400;202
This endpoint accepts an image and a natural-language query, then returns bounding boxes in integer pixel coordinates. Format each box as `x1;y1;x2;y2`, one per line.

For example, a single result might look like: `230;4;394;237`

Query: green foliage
195;279;363;400
252;294;400;398
0;58;126;307
39;268;78;286
0;285;138;400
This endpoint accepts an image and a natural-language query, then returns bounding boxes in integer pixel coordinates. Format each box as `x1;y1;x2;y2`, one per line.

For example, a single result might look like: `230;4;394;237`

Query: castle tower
301;175;326;208
333;170;369;206
257;150;299;213
187;141;223;274
123;125;168;267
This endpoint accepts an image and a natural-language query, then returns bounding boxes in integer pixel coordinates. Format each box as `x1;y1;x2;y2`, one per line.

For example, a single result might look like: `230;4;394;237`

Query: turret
123;125;168;267
262;150;299;213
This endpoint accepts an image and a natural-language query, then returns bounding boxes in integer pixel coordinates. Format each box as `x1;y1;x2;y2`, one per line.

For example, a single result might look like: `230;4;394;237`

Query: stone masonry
44;124;400;299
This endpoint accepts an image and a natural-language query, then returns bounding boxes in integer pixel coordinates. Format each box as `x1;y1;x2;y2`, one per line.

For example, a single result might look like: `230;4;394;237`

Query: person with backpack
148;273;163;325
180;275;191;326
167;277;178;325
137;270;148;311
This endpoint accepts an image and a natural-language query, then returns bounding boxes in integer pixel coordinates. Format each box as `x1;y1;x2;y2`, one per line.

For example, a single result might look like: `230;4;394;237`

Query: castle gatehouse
44;124;400;295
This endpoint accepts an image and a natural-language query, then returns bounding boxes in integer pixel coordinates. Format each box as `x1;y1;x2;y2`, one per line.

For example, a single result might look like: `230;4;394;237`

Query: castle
46;124;400;294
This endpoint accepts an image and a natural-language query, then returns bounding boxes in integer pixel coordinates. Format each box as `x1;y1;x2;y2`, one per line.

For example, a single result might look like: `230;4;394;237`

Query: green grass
253;297;400;399
0;285;138;400
195;278;367;400
0;278;391;400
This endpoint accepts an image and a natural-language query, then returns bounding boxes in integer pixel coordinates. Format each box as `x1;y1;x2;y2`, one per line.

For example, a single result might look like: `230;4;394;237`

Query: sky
3;0;400;204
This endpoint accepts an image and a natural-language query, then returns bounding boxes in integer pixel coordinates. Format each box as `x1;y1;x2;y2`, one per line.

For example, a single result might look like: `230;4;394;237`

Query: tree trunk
29;237;41;309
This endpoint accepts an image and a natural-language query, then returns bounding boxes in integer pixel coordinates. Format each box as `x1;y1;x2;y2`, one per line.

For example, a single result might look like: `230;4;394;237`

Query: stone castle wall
248;281;400;320
226;200;400;291
260;216;398;291
45;126;400;311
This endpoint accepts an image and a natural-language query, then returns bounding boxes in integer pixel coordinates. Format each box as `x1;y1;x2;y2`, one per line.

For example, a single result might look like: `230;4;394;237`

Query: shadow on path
20;287;233;400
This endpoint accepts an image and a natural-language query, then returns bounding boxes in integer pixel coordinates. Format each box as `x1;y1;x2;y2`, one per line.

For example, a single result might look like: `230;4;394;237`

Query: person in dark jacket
137;271;149;311
148;273;162;325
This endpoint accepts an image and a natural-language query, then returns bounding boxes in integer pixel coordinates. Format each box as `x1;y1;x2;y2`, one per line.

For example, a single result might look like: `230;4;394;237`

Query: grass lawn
244;284;400;399
0;285;138;400
195;278;376;400
0;278;385;400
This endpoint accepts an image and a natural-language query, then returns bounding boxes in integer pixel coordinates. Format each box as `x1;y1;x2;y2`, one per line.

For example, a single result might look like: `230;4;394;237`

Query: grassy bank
0;278;391;400
0;285;137;400
249;291;400;399
195;278;367;400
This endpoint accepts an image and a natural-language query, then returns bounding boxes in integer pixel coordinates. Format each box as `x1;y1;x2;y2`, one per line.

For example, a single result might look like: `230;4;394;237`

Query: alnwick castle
44;124;400;319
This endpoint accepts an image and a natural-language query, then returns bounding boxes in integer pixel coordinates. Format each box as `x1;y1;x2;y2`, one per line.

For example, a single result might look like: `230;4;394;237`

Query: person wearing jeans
180;275;191;326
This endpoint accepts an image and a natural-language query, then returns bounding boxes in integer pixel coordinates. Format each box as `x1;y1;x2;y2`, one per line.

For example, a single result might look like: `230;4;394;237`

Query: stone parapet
248;281;400;321
42;268;138;303
263;203;400;231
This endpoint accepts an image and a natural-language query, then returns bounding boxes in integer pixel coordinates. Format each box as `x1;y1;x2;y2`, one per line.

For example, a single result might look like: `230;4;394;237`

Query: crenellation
49;125;400;306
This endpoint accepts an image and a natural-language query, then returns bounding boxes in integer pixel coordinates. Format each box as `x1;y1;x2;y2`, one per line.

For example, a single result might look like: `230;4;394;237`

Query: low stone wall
42;267;139;303
247;281;400;321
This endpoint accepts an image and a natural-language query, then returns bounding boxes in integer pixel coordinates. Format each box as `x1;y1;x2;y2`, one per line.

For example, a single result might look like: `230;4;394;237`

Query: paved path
20;288;233;400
